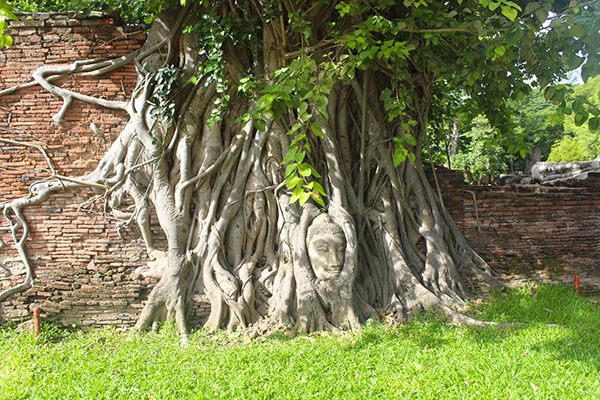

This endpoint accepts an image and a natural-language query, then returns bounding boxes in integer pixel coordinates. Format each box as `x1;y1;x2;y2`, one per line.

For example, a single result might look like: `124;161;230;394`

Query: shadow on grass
351;283;600;369
478;283;600;368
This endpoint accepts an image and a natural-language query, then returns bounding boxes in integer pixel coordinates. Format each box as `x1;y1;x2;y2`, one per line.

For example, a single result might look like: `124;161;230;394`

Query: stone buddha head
306;214;346;281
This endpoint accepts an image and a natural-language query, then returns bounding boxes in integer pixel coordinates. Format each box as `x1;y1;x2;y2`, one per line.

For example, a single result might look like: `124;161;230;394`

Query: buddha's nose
330;252;343;268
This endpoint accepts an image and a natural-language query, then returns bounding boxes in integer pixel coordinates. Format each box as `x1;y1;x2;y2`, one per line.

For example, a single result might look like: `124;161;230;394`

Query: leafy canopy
4;0;599;178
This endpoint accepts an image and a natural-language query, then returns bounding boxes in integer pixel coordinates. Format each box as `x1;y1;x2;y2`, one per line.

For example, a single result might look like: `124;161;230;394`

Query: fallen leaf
530;382;538;392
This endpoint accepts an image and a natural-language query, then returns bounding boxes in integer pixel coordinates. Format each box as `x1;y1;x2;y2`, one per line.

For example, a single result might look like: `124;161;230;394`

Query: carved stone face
307;215;346;281
307;232;346;280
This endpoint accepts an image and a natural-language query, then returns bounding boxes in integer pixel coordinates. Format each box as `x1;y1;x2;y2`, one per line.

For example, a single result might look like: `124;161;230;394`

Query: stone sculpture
306;214;346;281
531;159;600;186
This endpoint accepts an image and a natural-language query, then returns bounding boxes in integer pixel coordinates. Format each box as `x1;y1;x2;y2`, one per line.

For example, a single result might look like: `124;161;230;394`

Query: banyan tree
1;1;598;343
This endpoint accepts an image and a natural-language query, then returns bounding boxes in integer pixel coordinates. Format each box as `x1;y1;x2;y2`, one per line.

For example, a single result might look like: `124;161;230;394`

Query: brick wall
1;14;598;329
433;168;600;294
0;13;207;328
0;12;142;198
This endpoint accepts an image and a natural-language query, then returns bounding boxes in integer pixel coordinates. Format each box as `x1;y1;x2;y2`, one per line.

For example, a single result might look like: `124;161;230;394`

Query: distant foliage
11;0;176;25
510;89;564;162
0;0;17;47
548;75;600;161
451;115;508;183
427;87;563;179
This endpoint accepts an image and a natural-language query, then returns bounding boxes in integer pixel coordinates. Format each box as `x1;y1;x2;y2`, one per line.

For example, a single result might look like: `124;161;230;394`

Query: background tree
425;84;479;169
548;75;600;161
1;0;598;342
447;88;566;181
514;89;565;162
450;115;509;183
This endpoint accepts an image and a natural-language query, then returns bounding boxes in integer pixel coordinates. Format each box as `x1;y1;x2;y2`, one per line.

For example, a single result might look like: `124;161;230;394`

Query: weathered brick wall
1;14;598;329
0;12;142;198
433;168;600;294
0;13;207;328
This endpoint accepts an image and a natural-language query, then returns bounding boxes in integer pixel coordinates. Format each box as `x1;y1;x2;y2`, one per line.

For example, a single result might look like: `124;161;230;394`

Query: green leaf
402;133;417;146
582;56;600;83
0;7;18;22
311;192;326;208
290;133;307;146
288;122;303;135
298;191;311;206
534;7;548;23
298;163;312;177
505;27;524;48
312;181;327;196
289;185;304;204
284;173;302;188
488;2;500;11
501;6;518;21
298;101;308;116
0;34;12;47
393;147;407;167
256;94;275;111
308;164;321;178
574;112;588;127
588;117;599;132
494;46;506;58
565;54;584;70
571;99;585;113
311;122;324;137
519;148;527;159
294;151;306;163
281;147;297;164
523;2;539;15
299;112;311;123
336;3;351;17
253;119;267;132
285;162;297;178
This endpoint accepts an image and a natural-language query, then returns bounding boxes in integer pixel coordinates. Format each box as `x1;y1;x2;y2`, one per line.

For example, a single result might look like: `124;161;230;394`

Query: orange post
33;308;41;336
574;275;580;295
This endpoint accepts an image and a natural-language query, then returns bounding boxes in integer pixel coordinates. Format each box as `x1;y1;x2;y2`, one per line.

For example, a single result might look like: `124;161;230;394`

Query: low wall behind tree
0;14;598;329
432;168;600;294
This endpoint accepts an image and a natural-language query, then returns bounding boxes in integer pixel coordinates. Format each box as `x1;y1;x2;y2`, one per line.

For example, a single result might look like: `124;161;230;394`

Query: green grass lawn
1;283;599;399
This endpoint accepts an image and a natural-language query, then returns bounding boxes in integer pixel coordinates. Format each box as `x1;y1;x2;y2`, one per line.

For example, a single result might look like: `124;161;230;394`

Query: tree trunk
1;4;503;341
